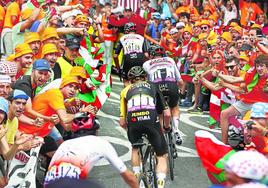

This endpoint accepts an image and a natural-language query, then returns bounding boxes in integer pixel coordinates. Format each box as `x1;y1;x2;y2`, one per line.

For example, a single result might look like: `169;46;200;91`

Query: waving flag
195;130;236;185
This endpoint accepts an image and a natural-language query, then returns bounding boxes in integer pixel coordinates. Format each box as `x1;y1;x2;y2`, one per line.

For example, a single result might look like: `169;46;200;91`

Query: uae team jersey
45;136;127;183
143;57;181;83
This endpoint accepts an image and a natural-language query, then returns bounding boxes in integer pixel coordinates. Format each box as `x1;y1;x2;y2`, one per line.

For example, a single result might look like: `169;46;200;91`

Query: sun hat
60;76;79;89
14;43;33;59
41;27;59;42
41;43;59;58
0;61;17;76
221;32;232;43
74;15;90;24
70;66;87;79
24;32;41;44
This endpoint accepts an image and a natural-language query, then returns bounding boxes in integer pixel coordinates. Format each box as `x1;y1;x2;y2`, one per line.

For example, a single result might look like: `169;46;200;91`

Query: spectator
0;74;11;99
146;12;164;40
24;32;42;60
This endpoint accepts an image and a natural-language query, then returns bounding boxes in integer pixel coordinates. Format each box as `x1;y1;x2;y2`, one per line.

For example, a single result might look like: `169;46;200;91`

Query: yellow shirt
57;57;73;78
120;84;131;119
0;5;5;22
4;117;18;145
3;2;20;29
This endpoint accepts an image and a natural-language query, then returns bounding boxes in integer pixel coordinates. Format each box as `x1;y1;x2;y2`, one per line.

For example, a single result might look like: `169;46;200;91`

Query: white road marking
110;91;120;99
112;80;123;86
107;97;120;104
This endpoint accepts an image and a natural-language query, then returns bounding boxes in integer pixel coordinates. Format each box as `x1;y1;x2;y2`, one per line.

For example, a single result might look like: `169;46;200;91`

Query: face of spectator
179;16;188;24
237;39;243;48
29;41;41;55
200;24;209;34
226;0;232;11
65;48;80;61
170;32;179;41
212;53;222;66
258;14;265;24
58;38;66;55
164;20;172;29
105;5;112;14
17;54;33;69
10;98;27;117
203;10;211;18
227;46;239;58
32;70;50;86
0;83;11;99
183;32;191;41
220;38;228;49
49;14;60;26
61;83;79;99
231;31;241;41
239;59;248;67
181;0;188;6
226;61;239;76
199;39;207;48
65;16;75;27
111;0;118;8
193;26;201;36
141;1;149;9
249;29;257;45
124;10;132;19
43;37;59;46
44;52;59;68
76;22;89;29
255;63;268;77
241;35;250;44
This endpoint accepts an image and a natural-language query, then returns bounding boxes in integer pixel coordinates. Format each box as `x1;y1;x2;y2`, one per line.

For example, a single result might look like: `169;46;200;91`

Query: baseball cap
70;66;87;79
14;43;33;59
250;102;268;118
74;15;90;24
176;22;185;29
60;76;79;89
8;89;29;101
169;28;179;35
152;12;161;19
24;32;41;44
33;59;51;72
0;97;9;115
41;43;59;58
41;27;59;42
65;35;82;50
0;75;11;84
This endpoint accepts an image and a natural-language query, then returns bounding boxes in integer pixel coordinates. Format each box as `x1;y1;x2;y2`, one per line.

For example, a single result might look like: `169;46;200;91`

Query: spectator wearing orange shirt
239;0;263;26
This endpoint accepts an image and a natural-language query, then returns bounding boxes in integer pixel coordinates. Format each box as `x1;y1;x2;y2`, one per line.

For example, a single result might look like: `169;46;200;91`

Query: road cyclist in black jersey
119;66;170;188
143;44;184;145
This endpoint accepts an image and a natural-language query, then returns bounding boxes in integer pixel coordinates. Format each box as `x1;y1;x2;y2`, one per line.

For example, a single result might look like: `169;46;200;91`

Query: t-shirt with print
18;89;65;137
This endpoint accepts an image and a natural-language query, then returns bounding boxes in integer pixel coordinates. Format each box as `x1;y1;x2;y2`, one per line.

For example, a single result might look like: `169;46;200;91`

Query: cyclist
120;66;169;188
143;44;183;145
44;115;138;188
114;22;148;85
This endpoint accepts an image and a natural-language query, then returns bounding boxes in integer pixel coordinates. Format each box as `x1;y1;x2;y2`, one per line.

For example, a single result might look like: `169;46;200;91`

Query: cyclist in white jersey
44;135;138;188
143;44;183;145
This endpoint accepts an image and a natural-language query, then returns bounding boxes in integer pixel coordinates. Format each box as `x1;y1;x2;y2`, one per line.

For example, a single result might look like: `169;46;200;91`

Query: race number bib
45;163;81;183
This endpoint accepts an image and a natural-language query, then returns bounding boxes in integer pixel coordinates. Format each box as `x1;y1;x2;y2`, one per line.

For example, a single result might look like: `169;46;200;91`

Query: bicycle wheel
149;150;158;188
168;131;175;181
138;174;148;188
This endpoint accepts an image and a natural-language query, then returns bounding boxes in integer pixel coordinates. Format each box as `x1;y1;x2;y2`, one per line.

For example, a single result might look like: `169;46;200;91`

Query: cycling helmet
148;45;165;57
72;112;98;133
225;150;268;181
250;102;268;119
124;22;136;33
127;66;147;80
227;124;244;150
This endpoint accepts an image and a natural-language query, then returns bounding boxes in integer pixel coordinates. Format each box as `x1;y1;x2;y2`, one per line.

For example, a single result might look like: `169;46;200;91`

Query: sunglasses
201;26;208;30
225;65;236;70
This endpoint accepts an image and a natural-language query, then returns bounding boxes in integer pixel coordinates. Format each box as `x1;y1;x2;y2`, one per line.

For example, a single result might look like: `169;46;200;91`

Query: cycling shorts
127;122;167;156
156;82;179;110
121;55;145;79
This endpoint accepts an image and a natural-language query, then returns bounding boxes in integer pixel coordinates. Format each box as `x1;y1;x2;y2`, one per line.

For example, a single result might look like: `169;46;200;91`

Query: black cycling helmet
127;66;147;80
124;22;136;33
148;45;165;57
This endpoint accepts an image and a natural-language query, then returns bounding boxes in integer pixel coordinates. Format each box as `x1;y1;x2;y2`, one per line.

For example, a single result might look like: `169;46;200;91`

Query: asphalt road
90;75;218;188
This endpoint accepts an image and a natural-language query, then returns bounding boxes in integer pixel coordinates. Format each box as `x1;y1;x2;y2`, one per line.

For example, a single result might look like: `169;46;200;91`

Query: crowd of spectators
0;0;267;187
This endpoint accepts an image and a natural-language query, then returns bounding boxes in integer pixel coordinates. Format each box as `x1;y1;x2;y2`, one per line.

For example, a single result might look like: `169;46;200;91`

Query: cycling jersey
143;57;181;83
115;33;147;78
44;136;127;184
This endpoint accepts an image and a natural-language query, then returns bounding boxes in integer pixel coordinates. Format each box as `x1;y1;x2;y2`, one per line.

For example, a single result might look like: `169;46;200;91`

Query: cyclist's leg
145;123;167;188
127;125;143;176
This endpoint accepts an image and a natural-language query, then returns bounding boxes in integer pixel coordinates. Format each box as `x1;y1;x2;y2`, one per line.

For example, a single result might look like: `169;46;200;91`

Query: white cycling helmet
233;182;268;188
225;151;268;181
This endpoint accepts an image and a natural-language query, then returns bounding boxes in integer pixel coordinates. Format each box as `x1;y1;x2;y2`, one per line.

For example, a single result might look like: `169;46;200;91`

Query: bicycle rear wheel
148;150;158;188
165;132;175;181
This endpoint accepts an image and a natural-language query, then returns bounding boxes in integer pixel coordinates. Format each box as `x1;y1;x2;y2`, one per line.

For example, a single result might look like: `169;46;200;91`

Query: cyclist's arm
104;141;138;188
114;41;123;69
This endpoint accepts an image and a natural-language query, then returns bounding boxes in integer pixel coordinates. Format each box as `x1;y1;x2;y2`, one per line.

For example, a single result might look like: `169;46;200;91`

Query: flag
195;130;236;185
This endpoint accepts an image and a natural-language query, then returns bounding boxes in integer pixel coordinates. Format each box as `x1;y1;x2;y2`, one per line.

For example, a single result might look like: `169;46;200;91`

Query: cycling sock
133;166;141;174
157;173;166;188
172;117;180;133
